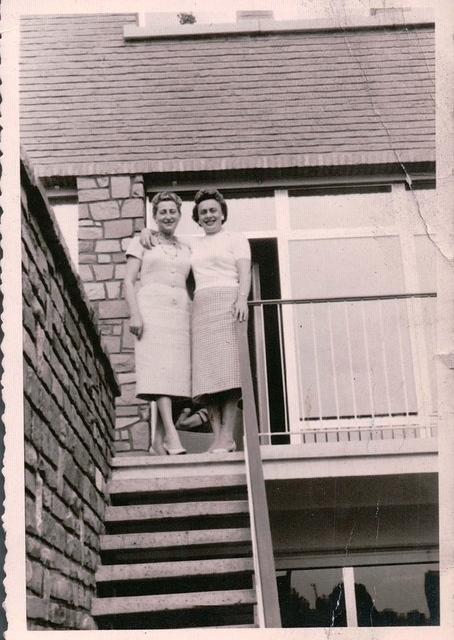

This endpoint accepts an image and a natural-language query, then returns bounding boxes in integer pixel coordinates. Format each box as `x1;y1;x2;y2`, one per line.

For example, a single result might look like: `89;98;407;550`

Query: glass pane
277;568;346;627
289;236;405;299
51;203;79;267
225;195;276;232
288;238;417;420
354;564;439;626
289;191;395;230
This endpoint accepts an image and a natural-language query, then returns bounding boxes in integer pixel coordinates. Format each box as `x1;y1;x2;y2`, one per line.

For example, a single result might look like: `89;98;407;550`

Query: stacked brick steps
93;472;258;629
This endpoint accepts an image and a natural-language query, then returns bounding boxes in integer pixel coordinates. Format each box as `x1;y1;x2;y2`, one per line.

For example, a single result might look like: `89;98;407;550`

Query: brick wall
77;175;151;453
22;159;120;630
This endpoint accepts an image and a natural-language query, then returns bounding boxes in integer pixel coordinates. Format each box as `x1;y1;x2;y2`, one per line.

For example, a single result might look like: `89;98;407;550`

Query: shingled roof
20;13;435;178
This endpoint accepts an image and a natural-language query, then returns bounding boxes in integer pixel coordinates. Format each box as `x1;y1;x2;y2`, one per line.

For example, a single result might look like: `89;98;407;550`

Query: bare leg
156;396;185;453
151;412;167;455
207;403;222;452
217;389;241;450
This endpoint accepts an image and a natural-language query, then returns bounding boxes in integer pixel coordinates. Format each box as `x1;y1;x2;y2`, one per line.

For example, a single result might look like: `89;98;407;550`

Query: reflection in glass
354;564;439;626
277;568;346;627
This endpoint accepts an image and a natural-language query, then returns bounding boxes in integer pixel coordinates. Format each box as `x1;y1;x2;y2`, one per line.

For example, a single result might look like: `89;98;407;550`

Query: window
277;568;346;627
277;563;439;627
50;202;79;268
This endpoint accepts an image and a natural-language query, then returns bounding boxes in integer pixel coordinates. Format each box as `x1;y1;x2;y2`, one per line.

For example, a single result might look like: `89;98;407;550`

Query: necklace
156;233;179;258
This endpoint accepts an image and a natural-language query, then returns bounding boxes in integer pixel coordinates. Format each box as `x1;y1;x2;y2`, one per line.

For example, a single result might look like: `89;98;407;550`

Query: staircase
92;467;258;629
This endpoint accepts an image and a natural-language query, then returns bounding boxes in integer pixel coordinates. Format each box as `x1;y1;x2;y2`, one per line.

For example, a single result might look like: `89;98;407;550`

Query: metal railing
248;292;437;445
237;321;281;628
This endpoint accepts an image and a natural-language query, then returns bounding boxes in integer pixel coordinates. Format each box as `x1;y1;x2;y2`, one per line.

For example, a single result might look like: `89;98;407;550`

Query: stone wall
22;159;120;630
77;175;151;453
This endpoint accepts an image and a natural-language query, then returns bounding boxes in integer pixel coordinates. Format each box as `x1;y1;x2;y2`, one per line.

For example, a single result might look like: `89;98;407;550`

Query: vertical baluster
378;300;392;419
277;304;290;435
327;302;340;423
253;301;271;445
294;303;307;426
309;303;323;422
394;298;410;417
344;302;358;427
360;301;375;422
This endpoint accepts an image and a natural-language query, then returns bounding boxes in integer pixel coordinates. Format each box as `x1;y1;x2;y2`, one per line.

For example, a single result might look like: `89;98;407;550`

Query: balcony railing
248;292;437;446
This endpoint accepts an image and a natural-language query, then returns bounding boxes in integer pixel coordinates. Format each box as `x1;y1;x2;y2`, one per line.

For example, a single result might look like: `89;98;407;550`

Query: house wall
76;175;150;452
22;161;119;630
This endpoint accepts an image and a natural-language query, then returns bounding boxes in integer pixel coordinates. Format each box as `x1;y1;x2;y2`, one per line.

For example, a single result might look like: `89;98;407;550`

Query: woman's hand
140;228;158;249
233;296;249;322
129;313;144;339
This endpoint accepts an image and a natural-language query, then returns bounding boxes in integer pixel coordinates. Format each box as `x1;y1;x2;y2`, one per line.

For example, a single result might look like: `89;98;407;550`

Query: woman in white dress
124;192;191;455
190;189;251;453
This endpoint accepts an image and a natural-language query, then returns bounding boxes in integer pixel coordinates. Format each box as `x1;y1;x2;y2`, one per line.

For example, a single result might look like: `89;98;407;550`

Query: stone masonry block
98;299;129;319
122;321;135;350
92;264;114;281
106;281;121;299
111;176;131;199
85;283;106;301
104;218;133;239
134;217;145;231
90;200;120;220
121;237;133;251
121;198;145;218
97;253;112;263
76;177;98;190
112;252;126;263
79;253;97;264
79;225;103;240
78;265;93;282
102;335;121;353
111;353;134;373
79;204;90;220
131;182;145;198
79;240;95;252
78;188;110;203
116;382;136;405
27;595;50;621
114;264;126;279
95;239;121;253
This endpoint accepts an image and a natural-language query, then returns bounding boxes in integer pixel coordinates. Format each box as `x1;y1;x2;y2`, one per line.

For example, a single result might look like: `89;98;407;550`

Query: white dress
126;235;191;400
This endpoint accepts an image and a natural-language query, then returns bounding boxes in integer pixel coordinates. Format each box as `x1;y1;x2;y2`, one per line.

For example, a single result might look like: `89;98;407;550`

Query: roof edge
124;9;434;41
30;149;436;180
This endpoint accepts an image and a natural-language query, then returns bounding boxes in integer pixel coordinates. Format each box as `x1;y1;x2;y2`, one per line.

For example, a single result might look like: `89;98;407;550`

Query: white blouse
190;229;251;291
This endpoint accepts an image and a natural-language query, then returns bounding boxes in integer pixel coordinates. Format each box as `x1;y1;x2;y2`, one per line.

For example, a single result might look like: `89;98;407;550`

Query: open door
249;239;288;445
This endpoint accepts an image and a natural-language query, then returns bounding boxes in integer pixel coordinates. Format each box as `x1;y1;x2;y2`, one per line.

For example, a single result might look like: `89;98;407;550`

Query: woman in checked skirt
190;189;251;453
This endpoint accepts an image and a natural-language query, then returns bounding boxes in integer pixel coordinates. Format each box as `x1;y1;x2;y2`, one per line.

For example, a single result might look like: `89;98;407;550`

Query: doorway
249;239;288;444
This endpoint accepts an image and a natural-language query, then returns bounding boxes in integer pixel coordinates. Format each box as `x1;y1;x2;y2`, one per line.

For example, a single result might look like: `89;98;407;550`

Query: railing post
237;320;282;628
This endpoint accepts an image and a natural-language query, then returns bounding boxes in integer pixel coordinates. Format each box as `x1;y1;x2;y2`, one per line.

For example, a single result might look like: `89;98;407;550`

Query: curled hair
192;188;228;224
151;191;182;216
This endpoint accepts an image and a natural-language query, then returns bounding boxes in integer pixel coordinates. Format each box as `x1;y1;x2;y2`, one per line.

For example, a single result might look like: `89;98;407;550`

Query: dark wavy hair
151;191;182;216
192;189;228;224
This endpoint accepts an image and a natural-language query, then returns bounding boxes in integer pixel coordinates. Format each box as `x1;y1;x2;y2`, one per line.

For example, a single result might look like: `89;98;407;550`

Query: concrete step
96;557;254;583
92;589;257;617
100;527;251;552
105;499;250;523
108;474;247;498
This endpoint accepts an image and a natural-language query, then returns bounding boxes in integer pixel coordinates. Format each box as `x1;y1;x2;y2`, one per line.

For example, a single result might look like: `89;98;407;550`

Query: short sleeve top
125;235;191;289
190;229;251;291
